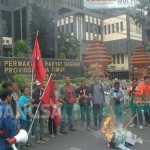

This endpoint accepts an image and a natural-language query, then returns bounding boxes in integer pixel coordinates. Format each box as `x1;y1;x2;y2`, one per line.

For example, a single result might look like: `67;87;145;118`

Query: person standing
2;82;17;116
19;86;34;149
32;80;48;144
134;76;150;126
76;79;92;131
89;76;105;130
48;82;62;137
128;78;143;129
58;75;77;134
0;89;20;150
109;82;124;124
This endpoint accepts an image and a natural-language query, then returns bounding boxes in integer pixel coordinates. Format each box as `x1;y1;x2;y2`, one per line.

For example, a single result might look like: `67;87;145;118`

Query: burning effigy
101;116;132;150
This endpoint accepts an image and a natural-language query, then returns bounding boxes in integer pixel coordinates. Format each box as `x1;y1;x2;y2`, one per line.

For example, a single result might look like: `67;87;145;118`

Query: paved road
28;109;150;150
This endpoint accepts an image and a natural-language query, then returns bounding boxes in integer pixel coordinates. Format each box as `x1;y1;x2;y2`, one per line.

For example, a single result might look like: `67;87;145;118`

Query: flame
101;116;115;143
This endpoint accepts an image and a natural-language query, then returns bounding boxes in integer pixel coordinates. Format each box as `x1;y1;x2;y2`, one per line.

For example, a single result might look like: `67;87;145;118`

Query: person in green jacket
58;75;77;134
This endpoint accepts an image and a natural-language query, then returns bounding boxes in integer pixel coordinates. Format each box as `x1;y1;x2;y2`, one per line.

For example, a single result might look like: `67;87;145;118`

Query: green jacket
58;84;77;104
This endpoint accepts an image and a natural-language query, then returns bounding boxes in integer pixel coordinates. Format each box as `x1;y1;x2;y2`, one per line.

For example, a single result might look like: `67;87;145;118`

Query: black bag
0;129;9;138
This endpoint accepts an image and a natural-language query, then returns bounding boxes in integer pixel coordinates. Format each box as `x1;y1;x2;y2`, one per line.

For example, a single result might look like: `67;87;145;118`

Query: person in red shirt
128;78;143;129
134;76;150;126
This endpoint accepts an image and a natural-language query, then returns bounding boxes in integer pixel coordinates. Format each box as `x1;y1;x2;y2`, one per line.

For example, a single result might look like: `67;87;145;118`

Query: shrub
13;74;28;87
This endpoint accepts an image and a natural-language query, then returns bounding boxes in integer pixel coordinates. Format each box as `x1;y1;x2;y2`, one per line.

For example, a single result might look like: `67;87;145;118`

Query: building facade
0;0;145;72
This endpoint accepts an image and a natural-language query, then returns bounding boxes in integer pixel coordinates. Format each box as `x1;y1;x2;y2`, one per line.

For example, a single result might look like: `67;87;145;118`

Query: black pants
144;112;150;123
93;104;103;127
48;117;57;135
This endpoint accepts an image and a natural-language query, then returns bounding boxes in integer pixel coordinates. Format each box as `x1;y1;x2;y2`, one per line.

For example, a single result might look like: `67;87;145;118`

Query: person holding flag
30;31;47;144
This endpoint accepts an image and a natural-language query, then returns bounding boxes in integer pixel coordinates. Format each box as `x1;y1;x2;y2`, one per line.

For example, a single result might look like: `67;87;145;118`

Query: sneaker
87;127;93;131
130;124;136;128
139;125;143;130
35;140;45;144
93;126;98;130
40;138;49;141
80;127;84;132
148;124;150;127
50;134;55;138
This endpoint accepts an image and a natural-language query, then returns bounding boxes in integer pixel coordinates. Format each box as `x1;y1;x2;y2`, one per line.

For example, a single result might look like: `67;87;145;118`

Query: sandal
26;142;33;147
20;144;28;150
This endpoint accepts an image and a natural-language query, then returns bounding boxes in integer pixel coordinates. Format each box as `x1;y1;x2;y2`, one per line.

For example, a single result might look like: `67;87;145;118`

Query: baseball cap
35;80;41;86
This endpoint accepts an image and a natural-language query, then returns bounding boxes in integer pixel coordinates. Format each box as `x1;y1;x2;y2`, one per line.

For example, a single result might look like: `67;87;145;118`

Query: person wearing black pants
48;82;62;137
48;117;57;137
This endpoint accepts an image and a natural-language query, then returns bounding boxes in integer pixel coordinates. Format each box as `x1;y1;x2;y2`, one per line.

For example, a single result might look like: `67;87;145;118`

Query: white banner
84;0;138;9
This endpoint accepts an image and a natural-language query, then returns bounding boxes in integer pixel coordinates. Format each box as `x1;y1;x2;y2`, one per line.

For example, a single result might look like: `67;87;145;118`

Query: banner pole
31;69;34;92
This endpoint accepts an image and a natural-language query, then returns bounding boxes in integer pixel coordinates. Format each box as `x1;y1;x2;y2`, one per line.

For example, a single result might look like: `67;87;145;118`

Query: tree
144;42;150;53
57;32;81;59
133;0;150;42
59;52;66;59
29;1;55;58
133;0;150;26
13;40;30;57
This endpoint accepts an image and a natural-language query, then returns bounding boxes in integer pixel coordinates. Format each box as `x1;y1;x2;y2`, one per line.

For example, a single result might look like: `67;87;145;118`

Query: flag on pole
40;75;60;127
31;31;46;85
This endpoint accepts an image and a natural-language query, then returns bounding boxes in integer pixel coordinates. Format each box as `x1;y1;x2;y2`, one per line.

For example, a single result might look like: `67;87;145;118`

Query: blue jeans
60;104;74;131
80;105;90;127
20;119;30;132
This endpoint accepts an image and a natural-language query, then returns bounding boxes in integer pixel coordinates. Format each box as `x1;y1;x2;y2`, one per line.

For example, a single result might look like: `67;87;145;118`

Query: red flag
40;75;60;127
31;31;46;85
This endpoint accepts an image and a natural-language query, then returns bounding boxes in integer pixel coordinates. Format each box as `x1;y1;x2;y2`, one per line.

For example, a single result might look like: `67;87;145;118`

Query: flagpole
30;69;33;92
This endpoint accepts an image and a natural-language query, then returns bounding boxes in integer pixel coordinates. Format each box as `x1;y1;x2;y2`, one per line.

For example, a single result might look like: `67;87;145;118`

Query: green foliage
13;40;30;57
29;1;55;58
133;0;150;27
144;42;150;53
0;79;12;91
13;74;28;87
57;32;81;59
59;52;66;59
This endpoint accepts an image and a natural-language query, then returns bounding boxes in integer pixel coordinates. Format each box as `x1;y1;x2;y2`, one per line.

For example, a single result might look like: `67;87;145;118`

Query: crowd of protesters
0;74;150;150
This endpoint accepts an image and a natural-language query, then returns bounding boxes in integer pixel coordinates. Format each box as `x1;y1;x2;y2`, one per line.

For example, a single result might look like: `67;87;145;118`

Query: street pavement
28;108;150;150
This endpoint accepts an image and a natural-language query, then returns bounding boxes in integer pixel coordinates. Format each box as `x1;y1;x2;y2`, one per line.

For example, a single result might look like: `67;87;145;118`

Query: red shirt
66;85;76;103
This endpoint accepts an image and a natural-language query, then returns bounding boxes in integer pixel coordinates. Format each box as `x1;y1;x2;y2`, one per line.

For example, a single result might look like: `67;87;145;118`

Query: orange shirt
135;82;150;103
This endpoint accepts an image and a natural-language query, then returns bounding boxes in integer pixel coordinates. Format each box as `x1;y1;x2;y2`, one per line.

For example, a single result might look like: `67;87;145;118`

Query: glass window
113;55;116;64
117;55;120;64
112;24;115;33
104;25;107;35
66;24;68;32
120;22;123;32
86;22;88;32
108;25;110;34
62;25;64;32
71;23;73;32
121;54;124;64
6;40;9;43
98;25;101;34
116;23;119;32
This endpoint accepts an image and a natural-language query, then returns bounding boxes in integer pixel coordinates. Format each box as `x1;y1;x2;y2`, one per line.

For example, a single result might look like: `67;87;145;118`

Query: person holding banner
0;89;19;150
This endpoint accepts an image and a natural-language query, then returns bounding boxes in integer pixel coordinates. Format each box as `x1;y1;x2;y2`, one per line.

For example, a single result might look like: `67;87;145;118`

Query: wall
103;14;127;42
108;54;129;70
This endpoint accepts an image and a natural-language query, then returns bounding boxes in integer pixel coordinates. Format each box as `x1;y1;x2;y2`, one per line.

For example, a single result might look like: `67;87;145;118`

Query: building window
62;25;64;32
121;54;124;64
104;25;107;35
112;24;115;33
98;25;101;34
3;40;5;43
58;26;60;32
6;40;9;43
116;23;119;32
117;55;120;64
66;24;69;32
71;23;73;32
86;22;88;32
120;22;123;32
90;23;93;33
113;55;116;64
108;25;110;34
